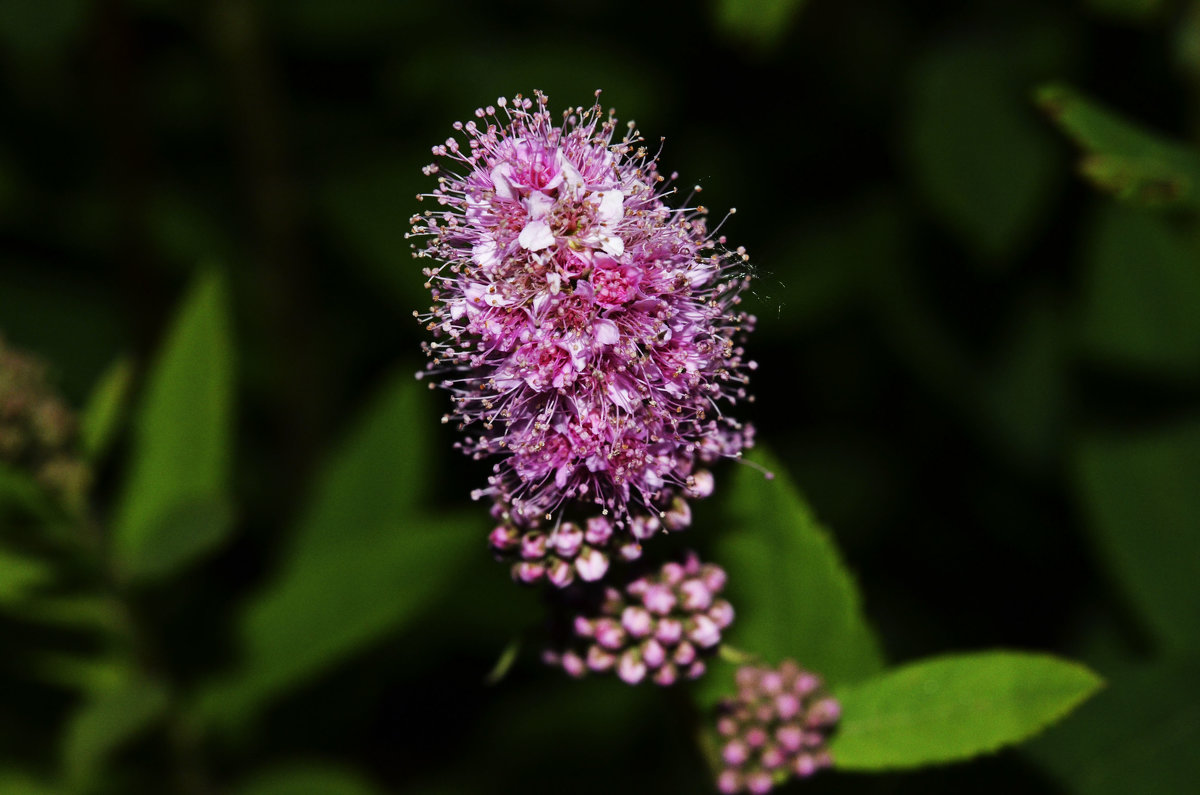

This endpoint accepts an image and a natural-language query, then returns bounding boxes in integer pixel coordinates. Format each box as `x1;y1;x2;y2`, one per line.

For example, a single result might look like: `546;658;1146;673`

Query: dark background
2;0;1198;793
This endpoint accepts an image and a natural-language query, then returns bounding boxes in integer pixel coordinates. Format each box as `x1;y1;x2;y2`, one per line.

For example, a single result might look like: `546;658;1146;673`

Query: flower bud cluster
0;336;89;511
487;469;711;587
714;661;840;794
543;551;732;685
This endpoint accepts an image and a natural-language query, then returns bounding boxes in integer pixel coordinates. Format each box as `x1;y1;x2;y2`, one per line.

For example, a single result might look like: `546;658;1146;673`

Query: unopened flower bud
710;660;840;793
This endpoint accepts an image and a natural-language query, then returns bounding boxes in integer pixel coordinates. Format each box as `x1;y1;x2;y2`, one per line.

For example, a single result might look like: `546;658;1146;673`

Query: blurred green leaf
146;193;235;275
907;44;1059;262
22;653;126;694
760;198;904;336
79;357;134;462
111;270;235;581
1085;0;1165;23
198;376;475;725
0;547;54;603
0;769;58;795
1038;83;1200;208
61;677;169;789
832;652;1103;769
234;763;382;795
1028;657;1200;795
0;265;124;404
712;0;807;49
319;159;426;309
976;294;1068;471
0;463;57;522
11;595;126;636
1075;420;1200;652
702;446;882;707
1077;204;1200;377
0;0;90;62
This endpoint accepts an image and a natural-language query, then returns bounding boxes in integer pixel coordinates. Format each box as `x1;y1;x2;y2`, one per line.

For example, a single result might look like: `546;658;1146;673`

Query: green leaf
906;44;1059;262
1077;204;1200;377
1075;420;1200;652
1027;657;1200;795
831;651;1103;770
1084;0;1166;24
318;159;428;310
0;462;58;521
197;375;475;725
0;0;90;62
234;764;382;795
80;357;134;461
0;547;54;603
712;0;807;49
21;652;126;694
111;269;235;581
1037;83;1200;208
61;676;169;788
708;447;883;694
976;294;1068;471
0;768;59;795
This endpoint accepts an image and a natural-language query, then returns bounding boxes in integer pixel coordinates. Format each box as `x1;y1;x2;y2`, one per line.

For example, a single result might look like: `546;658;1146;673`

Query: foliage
0;0;1195;792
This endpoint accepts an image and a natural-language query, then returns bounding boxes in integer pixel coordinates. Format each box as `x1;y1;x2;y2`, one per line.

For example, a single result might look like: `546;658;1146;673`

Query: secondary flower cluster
410;91;755;581
543;551;733;685
714;661;841;793
0;335;89;511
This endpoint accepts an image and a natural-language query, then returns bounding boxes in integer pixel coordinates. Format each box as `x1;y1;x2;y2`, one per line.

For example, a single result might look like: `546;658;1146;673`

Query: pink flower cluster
543;551;733;685
714;661;840;794
410;91;755;580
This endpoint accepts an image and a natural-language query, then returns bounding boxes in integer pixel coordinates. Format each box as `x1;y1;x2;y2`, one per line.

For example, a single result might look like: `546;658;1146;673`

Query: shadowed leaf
1075;420;1200;652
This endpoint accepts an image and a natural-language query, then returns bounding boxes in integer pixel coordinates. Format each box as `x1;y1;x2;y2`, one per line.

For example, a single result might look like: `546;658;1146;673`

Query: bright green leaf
1028;657;1200;795
708;446;883;696
61;677;169;788
234;763;382;795
197;376;475;725
111;269;235;581
832;651;1103;769
907;44;1060;262
1075;420;1200;652
712;0;807;49
80;357;134;461
1038;83;1200;208
1077;204;1200;377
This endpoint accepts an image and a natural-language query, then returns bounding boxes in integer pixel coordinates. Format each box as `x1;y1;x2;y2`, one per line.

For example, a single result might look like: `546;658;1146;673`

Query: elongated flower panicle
714;661;840;794
410;91;755;578
543;551;733;685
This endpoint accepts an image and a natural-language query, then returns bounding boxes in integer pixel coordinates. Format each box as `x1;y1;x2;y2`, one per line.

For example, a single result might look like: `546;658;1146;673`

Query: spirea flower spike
410;91;756;581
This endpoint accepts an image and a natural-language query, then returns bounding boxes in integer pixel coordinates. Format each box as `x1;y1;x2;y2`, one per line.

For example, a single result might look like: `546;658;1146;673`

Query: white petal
599;233;625;256
490;164;515;200
526;191;554;220
594;319;619;346
597;189;624;224
471;239;499;267
518;220;555;251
